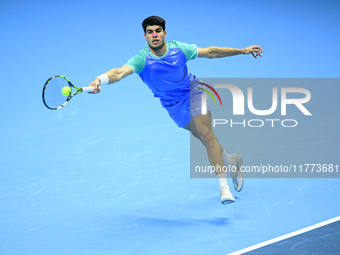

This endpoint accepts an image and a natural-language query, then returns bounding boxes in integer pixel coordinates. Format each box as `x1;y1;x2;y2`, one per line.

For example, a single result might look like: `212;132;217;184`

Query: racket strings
43;76;72;109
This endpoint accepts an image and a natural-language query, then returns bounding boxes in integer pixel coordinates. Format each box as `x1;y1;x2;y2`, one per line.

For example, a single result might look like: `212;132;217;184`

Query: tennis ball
61;86;71;96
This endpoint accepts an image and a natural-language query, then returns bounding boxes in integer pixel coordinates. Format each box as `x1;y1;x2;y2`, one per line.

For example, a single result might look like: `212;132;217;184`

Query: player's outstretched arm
88;65;134;93
197;45;263;59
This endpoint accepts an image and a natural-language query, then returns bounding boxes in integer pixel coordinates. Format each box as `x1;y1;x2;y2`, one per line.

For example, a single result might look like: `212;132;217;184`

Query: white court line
228;215;340;255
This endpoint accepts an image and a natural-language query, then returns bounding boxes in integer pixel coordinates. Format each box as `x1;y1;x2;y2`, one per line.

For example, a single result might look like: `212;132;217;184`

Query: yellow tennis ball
61;86;71;96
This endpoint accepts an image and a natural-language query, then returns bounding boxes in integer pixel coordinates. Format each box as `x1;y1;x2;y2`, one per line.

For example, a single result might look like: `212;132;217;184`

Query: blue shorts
161;77;212;128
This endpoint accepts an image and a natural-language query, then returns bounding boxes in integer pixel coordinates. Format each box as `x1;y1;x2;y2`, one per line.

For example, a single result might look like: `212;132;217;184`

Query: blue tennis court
1;1;339;254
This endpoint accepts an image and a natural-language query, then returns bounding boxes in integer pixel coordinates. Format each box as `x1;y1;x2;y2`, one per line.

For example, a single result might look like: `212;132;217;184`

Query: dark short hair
142;16;166;33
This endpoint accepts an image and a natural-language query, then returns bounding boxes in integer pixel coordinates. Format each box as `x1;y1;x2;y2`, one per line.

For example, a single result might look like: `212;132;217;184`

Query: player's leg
187;116;244;193
190;113;224;172
183;120;223;151
183;78;243;203
187;113;238;176
188;80;244;192
185;113;237;204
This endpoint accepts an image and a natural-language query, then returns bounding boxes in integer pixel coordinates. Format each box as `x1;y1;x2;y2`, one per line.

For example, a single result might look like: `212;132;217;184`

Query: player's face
144;25;167;51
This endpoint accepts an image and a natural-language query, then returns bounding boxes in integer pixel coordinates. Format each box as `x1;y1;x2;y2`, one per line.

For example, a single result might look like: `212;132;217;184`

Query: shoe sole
222;199;236;205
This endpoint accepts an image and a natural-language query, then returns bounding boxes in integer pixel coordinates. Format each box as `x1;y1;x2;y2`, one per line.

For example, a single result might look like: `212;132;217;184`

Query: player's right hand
88;78;101;94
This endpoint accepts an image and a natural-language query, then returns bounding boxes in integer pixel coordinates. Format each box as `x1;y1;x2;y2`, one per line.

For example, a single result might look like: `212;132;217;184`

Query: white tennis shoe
220;183;236;205
230;153;244;192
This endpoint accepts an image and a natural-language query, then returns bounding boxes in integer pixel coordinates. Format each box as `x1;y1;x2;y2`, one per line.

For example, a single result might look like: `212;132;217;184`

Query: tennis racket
42;75;95;110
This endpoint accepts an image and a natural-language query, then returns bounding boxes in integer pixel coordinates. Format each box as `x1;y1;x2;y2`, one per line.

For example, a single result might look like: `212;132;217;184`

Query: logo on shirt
172;59;179;65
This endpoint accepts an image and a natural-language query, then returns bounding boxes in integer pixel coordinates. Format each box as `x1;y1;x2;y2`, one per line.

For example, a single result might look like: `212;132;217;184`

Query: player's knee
199;128;215;149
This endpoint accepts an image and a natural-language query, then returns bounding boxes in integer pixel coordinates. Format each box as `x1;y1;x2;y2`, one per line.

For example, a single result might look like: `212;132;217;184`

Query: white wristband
96;74;109;86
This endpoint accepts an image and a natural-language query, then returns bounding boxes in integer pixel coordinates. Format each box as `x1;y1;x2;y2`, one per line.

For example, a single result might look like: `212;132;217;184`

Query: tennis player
88;16;263;205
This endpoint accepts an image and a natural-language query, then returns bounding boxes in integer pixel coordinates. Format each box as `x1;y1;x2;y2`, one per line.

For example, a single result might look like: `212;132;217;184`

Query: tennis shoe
229;153;244;192
220;184;236;205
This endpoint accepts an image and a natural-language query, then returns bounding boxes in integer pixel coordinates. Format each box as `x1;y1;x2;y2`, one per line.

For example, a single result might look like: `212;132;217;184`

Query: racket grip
82;87;95;92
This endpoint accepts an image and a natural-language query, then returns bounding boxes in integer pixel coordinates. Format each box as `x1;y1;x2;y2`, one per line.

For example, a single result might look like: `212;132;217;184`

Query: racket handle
81;87;95;92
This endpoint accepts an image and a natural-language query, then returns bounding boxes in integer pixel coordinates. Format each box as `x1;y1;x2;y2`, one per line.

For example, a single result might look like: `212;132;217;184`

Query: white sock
222;149;234;167
217;172;228;187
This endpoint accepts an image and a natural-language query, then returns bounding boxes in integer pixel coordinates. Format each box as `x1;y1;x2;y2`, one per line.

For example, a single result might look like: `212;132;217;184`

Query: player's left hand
244;45;263;58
